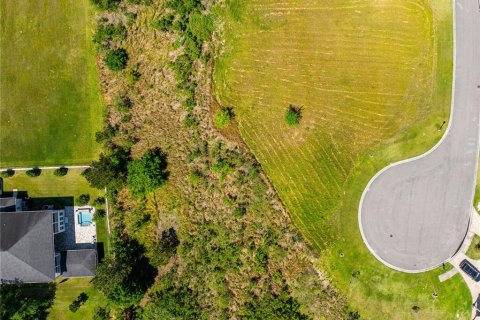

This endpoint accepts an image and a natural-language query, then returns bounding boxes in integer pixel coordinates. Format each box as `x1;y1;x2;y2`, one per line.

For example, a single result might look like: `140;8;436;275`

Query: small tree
104;48;128;71
214;107;234;128
0;169;15;178
348;311;361;320
114;95;132;112
53;167;68;177
95;208;106;218
93;237;156;306
127;148;169;197
285;105;301;126
150;228;180;267
125;68;141;85
93;197;105;206
26;168;41;177
152;14;175;32
76;194;90;206
82;150;129;191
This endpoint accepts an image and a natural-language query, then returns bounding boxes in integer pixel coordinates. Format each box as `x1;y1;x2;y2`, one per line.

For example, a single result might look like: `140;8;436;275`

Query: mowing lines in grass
215;0;469;318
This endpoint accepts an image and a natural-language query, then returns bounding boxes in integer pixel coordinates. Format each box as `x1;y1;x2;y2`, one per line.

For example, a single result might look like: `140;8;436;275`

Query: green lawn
0;0;103;168
215;0;471;318
466;235;480;260
47;278;107;320
95;213;111;256
2;168;102;201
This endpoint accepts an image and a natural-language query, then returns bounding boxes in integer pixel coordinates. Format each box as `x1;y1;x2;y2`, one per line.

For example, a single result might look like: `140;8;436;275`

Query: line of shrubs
0;166;70;178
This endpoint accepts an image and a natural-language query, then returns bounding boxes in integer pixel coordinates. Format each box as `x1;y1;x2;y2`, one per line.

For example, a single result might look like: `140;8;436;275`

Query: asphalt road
359;0;480;272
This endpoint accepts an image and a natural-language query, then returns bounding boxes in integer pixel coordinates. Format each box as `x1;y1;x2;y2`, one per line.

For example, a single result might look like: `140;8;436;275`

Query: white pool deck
71;206;97;245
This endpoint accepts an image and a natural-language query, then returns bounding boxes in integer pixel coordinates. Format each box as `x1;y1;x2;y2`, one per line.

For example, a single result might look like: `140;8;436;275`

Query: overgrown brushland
86;0;348;318
215;0;471;318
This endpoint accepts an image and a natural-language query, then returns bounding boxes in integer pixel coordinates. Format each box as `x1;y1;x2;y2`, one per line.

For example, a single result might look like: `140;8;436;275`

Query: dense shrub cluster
153;0;213;114
76;193;90;206
214;107;234;128
114;95;132;112
83;148;129;195
53;167;68;176
0;169;14;178
93;236;156;306
125;68;141;84
93;22;127;50
26;167;41;177
127;148;169;198
285;104;302;126
104;48;129;71
0;283;55;320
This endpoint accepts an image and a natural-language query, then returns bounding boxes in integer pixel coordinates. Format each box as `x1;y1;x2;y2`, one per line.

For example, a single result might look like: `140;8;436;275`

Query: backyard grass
0;0;103;168
215;0;471;318
47;277;106;320
2;168;102;201
95;214;111;256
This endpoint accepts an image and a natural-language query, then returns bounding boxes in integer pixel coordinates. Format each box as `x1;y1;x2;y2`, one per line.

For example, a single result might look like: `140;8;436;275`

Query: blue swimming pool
78;211;92;226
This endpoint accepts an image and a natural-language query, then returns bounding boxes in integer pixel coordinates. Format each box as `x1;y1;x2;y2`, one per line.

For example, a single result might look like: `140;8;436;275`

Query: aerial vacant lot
216;0;470;318
0;0;103;167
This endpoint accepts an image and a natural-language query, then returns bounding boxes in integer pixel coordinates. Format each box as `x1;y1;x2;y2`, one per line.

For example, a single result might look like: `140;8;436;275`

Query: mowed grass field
0;0;103;168
215;0;471;318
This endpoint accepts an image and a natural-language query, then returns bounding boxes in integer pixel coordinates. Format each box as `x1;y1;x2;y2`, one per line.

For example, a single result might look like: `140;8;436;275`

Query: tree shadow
27;196;74;211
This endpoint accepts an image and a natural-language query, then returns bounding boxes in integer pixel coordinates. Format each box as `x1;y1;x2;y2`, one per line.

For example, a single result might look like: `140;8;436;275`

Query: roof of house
61;249;96;278
0;197;16;212
0;211;55;283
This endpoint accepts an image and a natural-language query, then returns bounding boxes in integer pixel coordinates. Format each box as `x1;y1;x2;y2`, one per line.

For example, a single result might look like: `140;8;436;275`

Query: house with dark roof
0;179;97;284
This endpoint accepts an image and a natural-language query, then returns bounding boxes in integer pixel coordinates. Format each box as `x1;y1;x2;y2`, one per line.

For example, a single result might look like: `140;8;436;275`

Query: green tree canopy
83;149;129;191
25;167;41;177
93;23;127;49
0;169;15;178
93;236;156;306
214;107;234;129
140;284;199;320
104;48;128;71
285;105;302;126
53;167;68;176
0;283;55;320
127;148;169;197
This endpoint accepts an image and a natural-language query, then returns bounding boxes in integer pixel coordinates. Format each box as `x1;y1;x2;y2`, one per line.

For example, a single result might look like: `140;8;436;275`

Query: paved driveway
359;0;480;272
